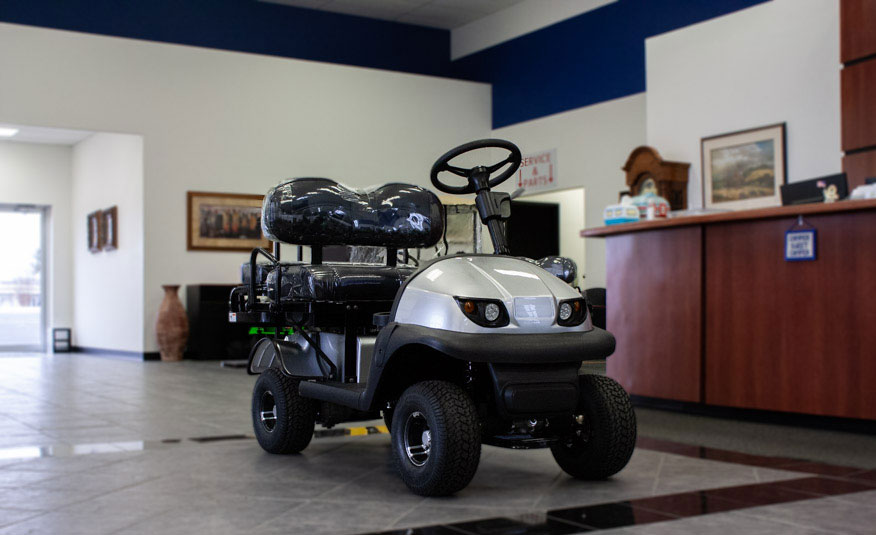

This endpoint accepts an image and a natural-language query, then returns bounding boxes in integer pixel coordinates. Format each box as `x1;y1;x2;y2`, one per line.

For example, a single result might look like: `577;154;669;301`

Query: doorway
0;204;48;352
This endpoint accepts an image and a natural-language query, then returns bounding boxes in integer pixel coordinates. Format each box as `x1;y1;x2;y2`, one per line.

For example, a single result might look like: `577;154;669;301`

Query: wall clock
622;146;690;211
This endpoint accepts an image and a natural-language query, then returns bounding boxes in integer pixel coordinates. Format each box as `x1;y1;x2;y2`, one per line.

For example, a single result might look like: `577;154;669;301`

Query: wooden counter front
583;199;876;420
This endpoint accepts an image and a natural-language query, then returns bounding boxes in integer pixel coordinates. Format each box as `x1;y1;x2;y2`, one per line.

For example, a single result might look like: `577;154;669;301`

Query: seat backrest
261;178;444;248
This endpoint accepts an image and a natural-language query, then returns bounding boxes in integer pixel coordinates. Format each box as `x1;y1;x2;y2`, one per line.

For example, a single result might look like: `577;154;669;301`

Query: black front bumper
374;323;616;365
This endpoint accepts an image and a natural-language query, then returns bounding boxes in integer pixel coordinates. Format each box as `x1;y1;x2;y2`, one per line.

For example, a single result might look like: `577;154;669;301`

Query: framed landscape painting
186;191;270;252
701;123;786;211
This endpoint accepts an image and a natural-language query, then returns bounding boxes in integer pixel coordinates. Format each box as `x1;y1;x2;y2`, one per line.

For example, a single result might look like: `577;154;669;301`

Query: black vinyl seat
266;264;416;303
244;178;442;305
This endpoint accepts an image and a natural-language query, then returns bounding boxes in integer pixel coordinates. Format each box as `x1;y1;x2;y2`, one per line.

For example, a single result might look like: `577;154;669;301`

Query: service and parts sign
517;149;558;193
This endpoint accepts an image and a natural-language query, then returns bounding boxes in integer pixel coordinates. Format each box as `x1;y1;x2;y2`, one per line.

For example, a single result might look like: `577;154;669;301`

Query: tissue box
603;204;640;226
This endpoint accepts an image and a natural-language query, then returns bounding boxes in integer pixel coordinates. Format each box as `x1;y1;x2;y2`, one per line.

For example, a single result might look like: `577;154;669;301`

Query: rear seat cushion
266;264;416;302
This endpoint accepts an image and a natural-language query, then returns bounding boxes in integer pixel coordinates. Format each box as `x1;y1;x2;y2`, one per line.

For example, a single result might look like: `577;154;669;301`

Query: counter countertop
580;198;876;238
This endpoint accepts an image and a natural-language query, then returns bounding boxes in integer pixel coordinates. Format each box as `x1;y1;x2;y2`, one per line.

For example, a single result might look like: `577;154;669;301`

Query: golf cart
229;139;636;496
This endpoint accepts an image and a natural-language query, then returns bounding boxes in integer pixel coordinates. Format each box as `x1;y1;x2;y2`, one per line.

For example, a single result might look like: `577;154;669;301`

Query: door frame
0;203;49;352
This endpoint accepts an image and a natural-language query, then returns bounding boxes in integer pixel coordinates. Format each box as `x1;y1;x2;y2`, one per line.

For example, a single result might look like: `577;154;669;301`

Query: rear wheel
252;368;316;454
551;374;636;479
391;381;481;496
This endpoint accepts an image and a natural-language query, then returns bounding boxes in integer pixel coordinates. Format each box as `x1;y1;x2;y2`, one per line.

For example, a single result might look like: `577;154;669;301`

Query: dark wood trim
843;149;876;189
581;198;876;237
841;59;876;151
840;0;876;64
186;191;269;252
844;52;876;68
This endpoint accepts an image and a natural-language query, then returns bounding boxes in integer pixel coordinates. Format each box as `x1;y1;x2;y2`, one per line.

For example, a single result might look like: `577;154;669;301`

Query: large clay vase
156;285;189;362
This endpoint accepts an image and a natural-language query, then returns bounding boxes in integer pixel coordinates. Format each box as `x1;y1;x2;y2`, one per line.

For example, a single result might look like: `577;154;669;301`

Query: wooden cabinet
841;60;876;152
704;213;876;419
840;0;876;64
606;227;702;402
584;200;876;420
840;0;876;189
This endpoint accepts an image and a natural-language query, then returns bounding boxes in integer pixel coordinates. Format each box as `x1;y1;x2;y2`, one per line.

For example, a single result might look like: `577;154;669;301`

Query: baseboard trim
73;346;161;361
631;395;876;435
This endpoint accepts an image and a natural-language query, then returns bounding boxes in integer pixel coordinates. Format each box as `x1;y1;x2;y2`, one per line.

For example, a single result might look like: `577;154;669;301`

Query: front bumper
375;322;616;365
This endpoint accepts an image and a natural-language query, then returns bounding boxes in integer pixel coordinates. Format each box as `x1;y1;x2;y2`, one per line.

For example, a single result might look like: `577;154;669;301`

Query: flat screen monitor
780;173;848;206
507;201;559;260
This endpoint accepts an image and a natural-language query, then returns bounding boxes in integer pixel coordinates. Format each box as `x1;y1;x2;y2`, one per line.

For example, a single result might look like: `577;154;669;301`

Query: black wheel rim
403;411;431;467
259;390;277;433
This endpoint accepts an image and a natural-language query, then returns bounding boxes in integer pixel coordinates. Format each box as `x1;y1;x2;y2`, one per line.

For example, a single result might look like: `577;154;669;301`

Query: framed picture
102;206;118;251
701;123;786;211
87;210;103;253
187;191;270;252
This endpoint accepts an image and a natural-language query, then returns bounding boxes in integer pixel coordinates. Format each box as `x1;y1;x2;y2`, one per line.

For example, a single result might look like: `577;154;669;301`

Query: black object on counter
781;173;848;205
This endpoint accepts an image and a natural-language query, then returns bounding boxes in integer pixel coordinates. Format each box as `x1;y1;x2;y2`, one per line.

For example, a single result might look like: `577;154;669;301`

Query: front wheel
551;374;636;479
252;368;316;454
391;381;481;496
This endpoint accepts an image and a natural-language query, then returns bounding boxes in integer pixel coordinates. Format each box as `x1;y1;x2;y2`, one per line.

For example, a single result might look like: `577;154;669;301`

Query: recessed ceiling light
0;127;19;137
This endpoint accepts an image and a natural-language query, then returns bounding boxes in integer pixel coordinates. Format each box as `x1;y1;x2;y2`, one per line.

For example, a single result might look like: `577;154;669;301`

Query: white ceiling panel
261;0;525;29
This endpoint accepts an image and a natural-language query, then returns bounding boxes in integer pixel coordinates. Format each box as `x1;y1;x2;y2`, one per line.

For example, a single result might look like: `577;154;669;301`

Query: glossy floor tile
0;352;874;535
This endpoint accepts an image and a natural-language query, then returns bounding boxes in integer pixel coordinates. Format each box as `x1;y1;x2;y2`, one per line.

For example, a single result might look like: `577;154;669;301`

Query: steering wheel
430;139;522;195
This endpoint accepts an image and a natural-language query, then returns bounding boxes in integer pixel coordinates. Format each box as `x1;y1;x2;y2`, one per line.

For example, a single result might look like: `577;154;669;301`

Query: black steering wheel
430;139;522;195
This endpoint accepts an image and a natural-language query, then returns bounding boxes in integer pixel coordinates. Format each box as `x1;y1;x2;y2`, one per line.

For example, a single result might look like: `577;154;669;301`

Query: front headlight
557;298;586;326
455;297;509;327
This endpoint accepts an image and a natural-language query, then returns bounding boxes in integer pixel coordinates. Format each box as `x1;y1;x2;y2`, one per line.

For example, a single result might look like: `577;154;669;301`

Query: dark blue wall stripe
0;0;452;77
450;0;770;128
0;0;770;128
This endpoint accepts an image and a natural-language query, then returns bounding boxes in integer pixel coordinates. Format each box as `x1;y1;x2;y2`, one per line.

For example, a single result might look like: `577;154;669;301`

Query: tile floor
0;353;873;534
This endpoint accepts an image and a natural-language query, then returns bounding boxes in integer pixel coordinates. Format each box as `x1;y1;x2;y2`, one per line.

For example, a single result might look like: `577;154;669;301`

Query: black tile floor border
188;433;252;443
373;476;876;535
367;436;876;535
634;436;876;484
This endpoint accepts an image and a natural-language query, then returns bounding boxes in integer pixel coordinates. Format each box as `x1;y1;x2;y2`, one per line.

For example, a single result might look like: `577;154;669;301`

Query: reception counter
581;199;876;420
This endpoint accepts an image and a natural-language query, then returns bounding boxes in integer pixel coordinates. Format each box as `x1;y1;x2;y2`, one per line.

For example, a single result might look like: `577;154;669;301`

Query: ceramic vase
156;285;189;362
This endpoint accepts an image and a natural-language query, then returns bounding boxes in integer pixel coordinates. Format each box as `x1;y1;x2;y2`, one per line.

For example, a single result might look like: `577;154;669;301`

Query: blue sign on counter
785;229;816;261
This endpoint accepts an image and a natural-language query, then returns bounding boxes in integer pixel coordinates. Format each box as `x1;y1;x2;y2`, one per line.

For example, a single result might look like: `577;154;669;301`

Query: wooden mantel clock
622;146;690;211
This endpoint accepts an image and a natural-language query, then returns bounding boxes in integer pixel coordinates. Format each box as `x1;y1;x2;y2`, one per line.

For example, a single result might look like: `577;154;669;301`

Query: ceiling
260;0;526;29
0;124;93;146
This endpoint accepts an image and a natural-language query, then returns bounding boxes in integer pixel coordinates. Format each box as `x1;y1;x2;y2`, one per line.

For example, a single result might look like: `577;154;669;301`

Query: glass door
0;205;47;352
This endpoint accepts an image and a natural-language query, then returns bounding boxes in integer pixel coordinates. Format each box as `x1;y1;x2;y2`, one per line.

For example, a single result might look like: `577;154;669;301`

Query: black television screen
507;201;559;260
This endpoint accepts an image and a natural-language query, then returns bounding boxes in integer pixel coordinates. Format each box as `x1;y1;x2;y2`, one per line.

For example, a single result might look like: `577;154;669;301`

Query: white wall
71;133;144;352
0;22;491;352
0;141;73;332
492;94;647;287
646;0;841;209
452;0;617;60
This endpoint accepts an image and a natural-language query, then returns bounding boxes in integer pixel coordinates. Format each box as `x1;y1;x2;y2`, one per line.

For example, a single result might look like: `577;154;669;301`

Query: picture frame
701;123;786;211
102;206;118;251
87;210;103;253
186;191;270;252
